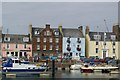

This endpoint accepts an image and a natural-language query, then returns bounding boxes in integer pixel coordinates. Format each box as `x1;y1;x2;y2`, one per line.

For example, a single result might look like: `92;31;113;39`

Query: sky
1;1;119;34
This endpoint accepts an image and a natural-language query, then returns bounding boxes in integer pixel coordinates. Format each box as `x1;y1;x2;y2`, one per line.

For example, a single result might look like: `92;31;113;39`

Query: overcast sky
1;2;118;34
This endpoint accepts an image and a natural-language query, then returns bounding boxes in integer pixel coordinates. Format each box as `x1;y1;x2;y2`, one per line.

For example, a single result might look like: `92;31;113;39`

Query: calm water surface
1;70;120;80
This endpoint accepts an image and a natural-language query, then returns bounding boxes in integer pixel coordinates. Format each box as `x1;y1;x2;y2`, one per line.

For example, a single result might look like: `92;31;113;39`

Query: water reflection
1;70;120;80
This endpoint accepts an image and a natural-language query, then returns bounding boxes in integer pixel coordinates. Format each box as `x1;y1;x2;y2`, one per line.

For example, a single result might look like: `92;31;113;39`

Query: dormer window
94;35;101;40
23;37;29;42
54;31;59;36
111;35;116;41
4;37;10;42
34;30;40;35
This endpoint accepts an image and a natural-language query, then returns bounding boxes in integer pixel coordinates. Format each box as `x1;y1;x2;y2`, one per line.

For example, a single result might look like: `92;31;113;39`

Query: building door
102;49;108;59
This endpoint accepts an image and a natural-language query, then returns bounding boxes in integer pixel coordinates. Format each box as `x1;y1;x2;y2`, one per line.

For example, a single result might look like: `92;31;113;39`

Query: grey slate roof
62;28;84;38
2;34;31;44
89;32;116;41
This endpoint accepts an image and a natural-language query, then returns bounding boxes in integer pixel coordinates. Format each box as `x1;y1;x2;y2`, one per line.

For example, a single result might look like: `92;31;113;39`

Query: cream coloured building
85;26;119;59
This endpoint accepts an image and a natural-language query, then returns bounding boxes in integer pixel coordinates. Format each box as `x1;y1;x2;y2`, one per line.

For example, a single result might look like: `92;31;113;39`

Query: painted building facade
1;34;32;59
29;24;62;58
62;26;85;60
85;26;119;59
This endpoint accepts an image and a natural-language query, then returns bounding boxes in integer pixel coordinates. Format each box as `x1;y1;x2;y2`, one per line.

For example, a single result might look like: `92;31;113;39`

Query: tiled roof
62;28;84;38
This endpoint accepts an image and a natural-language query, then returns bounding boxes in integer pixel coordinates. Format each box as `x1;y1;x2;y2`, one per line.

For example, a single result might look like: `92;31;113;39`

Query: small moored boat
2;57;47;72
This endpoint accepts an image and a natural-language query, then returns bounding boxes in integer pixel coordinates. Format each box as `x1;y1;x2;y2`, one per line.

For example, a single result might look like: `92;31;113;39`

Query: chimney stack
46;24;50;29
85;26;89;34
78;26;83;33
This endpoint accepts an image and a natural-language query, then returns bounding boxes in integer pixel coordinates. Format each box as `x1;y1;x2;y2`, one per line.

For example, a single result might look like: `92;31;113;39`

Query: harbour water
1;70;120;80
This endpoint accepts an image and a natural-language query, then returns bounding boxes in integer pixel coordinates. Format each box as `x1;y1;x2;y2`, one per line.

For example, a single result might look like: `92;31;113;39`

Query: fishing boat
2;57;47;72
80;64;118;73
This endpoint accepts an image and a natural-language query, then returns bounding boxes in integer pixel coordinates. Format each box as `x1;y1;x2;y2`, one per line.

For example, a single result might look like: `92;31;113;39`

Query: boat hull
80;68;94;73
3;69;46;72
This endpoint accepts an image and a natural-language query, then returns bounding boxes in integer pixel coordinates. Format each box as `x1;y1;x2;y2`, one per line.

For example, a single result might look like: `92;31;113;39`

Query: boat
70;64;82;70
80;64;94;73
2;57;47;72
80;64;118;73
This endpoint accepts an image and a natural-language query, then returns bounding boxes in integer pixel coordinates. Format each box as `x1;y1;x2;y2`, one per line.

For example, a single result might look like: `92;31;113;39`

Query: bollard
52;59;55;77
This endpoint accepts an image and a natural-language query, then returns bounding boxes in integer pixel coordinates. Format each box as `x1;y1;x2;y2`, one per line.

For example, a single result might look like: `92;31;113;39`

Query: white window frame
34;30;40;35
43;38;46;42
46;30;51;36
4;37;10;42
56;45;59;50
56;38;59;43
43;45;46;50
49;45;52;50
37;38;40;42
37;45;40;50
49;38;52;43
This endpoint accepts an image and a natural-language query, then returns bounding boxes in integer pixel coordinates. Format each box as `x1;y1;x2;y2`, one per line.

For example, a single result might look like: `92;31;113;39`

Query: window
113;42;115;46
76;53;78;56
16;44;18;48
6;52;9;55
43;45;46;50
77;38;81;43
96;41;98;45
54;31;59;35
7;44;9;49
37;45;40;50
56;45;59;50
24;44;27;49
23;37;29;42
56;38;59;43
49;45;52;50
46;30;51;36
103;42;106;45
49;38;52;43
4;37;10;42
44;32;46;36
34;30;40;35
37;38;40;42
19;52;22;57
94;35;101;40
24;52;27;58
113;48;115;54
96;48;98;53
111;35;116;41
67;37;70;43
15;52;18;57
43;38;46;42
11;52;14;56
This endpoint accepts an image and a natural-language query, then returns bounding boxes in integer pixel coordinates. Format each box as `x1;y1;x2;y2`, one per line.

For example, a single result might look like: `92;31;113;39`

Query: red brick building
29;24;62;59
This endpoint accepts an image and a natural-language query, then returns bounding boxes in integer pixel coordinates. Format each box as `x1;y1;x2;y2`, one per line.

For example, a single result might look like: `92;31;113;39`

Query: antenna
104;19;117;59
104;19;109;32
